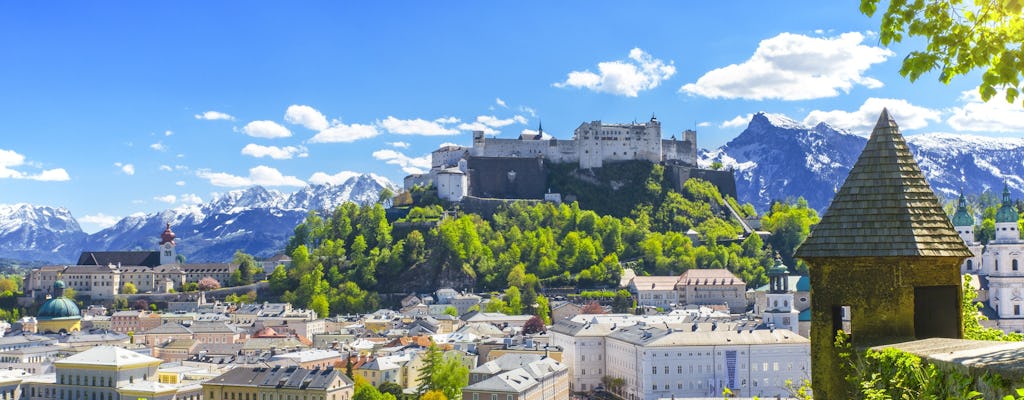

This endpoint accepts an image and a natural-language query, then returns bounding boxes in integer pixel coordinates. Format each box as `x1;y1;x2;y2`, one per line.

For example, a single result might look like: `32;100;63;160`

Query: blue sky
1;2;1022;233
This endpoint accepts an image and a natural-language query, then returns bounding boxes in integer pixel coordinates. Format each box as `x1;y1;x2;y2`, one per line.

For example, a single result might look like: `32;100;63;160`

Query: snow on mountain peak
752;112;806;130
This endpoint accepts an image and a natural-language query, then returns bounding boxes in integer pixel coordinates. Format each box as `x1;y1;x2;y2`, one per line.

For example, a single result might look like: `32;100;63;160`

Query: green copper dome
996;184;1019;224
768;257;789;276
37;297;80;321
951;192;974;227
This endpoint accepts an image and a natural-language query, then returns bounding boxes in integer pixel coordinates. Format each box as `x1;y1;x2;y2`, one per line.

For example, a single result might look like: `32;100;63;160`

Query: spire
160;223;176;246
952;190;974;227
796;109;971;258
996;182;1019;223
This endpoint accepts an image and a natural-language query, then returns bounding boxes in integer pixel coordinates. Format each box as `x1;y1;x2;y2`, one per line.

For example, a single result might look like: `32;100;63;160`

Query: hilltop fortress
405;116;733;204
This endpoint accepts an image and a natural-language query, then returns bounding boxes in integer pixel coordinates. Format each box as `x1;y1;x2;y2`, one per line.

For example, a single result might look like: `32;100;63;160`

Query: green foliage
232;250;258;285
963;275;1024;341
225;290;257;304
376;382;403;399
443;306;458;317
181;282;198;292
0;308;21;323
121;282;138;295
535;294;551;324
0;274;22;298
761;197;820;268
417;345;469;400
354;383;397;400
861;0;1024;107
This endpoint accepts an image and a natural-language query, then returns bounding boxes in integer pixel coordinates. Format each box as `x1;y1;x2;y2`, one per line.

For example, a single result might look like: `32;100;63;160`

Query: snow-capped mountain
0;174;396;264
0;204;87;262
701;112;1024;212
700;112;865;212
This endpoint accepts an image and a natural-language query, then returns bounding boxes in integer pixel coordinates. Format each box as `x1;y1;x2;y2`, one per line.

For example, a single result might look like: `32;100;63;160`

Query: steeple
951;191;975;227
996;183;1018;224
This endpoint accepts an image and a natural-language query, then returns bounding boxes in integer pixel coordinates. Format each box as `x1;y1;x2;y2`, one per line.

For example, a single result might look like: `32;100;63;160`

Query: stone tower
795;109;972;399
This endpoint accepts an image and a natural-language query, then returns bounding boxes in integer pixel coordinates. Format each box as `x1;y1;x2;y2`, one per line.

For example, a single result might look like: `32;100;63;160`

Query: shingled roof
795;109;972;258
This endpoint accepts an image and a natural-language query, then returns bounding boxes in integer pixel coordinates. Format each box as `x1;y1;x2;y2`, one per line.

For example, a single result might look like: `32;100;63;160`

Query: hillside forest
267;163;821;319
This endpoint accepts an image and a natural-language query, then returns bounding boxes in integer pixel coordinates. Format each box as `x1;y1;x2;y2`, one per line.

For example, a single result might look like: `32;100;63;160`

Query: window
1016;305;1020;315
1015;260;1020;271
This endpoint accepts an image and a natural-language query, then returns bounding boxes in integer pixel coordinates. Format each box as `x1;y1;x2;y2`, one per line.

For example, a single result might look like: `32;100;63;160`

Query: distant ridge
700;112;1024;211
0;174;396;264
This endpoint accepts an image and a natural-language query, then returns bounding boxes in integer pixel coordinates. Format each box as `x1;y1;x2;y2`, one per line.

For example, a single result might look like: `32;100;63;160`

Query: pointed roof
951;191;975;227
996;183;1019;223
795;109;972;258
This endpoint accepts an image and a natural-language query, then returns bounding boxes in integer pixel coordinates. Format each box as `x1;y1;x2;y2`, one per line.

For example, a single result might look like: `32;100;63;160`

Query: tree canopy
861;0;1024;105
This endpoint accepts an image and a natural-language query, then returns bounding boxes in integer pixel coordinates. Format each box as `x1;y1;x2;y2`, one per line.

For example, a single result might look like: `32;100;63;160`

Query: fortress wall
467;156;548;199
432;147;469;168
666;165;738;199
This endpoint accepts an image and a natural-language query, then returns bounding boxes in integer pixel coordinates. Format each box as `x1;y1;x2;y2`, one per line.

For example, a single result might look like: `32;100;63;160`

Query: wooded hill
266;161;820;318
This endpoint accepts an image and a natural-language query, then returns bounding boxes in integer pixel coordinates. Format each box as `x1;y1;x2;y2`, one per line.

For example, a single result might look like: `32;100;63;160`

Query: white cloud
308;170;361;185
159;165;173;172
721;114;753;128
554;48;676;97
434;116;460;124
79;213;120;230
387;141;411;149
154;194;177;203
680;32;893;100
242;120;292;138
475;115;519;128
164;130;173;136
947;88;1024;132
175;180;185;186
519;106;537;117
803;97;942;135
196;165;305;187
457;122;498;135
496;98;508;108
240;143;309;160
438;142;459;148
309;122;379;143
114;162;135;176
194;111;235;121
378;116;459;136
372;149;431;175
33;168;70;181
0;148;70;181
179;193;203;205
697;121;711;127
150;142;166;152
284;105;329;131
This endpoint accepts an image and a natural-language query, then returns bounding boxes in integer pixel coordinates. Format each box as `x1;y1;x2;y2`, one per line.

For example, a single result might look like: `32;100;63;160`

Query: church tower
951;191;984;273
763;255;799;333
795;109;972;399
994;184;1020;243
159;223;177;265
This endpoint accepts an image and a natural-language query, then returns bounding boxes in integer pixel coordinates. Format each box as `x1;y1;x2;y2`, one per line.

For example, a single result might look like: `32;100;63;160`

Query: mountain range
699;112;1024;212
4;113;1024;265
0;174;396;264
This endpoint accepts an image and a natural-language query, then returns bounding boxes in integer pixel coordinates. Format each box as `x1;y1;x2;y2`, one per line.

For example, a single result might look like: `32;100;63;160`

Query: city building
203;365;353;400
25;224;239;300
762;258;799;333
675;269;747;313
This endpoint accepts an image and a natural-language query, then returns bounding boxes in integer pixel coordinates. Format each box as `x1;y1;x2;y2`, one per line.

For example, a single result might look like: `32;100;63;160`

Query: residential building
676;269;746;313
203;365;353;400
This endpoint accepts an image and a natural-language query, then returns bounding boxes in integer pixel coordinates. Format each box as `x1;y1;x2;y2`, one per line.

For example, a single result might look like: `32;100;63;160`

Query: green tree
504;286;522;315
761;198;820;266
233;250;258;285
420;390;447;400
444;306;458;317
861;0;1024;106
268;265;290;295
535;294;551;324
963;274;1023;341
376;382;403;399
310;294;330;319
121;282;138;295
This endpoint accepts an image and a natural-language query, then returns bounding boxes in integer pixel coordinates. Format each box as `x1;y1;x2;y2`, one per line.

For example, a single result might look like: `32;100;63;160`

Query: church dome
996;185;1019;224
37;297;80;321
160;223;176;245
952;193;974;227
